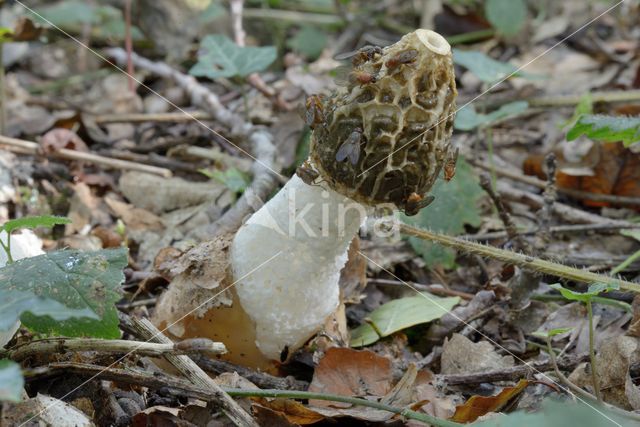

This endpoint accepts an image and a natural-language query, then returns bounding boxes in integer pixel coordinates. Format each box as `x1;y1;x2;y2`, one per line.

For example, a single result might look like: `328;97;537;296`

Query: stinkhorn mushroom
154;29;457;370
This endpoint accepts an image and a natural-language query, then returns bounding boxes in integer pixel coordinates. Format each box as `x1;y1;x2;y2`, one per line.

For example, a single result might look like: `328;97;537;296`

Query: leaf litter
2;1;640;426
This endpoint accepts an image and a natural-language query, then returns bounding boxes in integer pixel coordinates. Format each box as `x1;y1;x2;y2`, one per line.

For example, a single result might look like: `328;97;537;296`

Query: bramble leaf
567;114;640;147
351;293;459;347
189;35;277;79
0;248;128;338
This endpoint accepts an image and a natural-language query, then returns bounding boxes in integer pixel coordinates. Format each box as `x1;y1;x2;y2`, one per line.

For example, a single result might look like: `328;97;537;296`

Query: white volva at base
230;174;365;359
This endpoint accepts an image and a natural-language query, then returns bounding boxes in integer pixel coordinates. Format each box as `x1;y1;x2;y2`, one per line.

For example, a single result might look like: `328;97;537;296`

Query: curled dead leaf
451;379;531;423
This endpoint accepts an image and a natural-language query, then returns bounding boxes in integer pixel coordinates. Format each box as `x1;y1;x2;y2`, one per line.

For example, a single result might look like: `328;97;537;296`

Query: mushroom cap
309;29;457;215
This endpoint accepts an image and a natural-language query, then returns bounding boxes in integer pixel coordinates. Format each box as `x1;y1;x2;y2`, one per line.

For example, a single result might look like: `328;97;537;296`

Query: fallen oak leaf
450;379;531;423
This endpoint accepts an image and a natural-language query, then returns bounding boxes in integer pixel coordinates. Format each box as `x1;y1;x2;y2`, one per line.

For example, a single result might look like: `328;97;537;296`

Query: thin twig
586;300;603;402
92;111;214;124
3;337;226;362
368;278;474;300
117;312;258;427
461;223;640;241
479;173;528;251
397;222;640;293
472;158;640;208
438;353;589;385
0;43;6;135
0;135;172;177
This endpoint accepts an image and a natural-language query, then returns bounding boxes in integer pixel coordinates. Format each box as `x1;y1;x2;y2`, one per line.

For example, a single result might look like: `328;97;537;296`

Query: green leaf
474;398;629;427
189;35;277;79
207;168;250;194
453;49;539;84
0;360;23;403
531;327;573;340
287;26;327;60
199;2;226;23
0;216;71;235
0;27;13;43
621;229;640;242
402;158;484;268
566;114;640;147
351;293;459;346
560;93;593;129
0;248;128;338
485;0;527;37
454;101;529;131
550;282;618;303
34;1;98;26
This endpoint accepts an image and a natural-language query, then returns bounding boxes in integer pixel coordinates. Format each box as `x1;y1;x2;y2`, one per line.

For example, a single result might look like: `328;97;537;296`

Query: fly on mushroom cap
310;29;458;215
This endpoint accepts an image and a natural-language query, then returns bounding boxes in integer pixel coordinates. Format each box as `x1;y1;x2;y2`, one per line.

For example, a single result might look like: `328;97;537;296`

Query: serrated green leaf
287;26;327;60
0;216;71;234
453;50;539;84
350;293;459;347
0;248;127;338
485;0;526;37
189;35;277;79
566;114;640;147
454;101;529;131
34;1;98;26
0;360;23;403
402;158;484;268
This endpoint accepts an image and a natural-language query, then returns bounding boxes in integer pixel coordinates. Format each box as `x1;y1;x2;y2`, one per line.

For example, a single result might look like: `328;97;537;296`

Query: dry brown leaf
339;236;367;304
451;379;531;423
252;398;325;426
441;334;514;375
308;348;393;408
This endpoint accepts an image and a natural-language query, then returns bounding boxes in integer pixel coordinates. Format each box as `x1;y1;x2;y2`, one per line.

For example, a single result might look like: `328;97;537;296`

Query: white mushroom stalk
229;29;458;361
230;175;365;359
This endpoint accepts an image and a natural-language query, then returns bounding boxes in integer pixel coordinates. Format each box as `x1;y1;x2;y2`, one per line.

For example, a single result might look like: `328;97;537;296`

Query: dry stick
0;43;6;135
528;89;640;108
496;182;634;227
438;353;589;385
26;362;461;427
117;312;258;427
106;48;281;238
3;337;227;362
479;173;529;251
368;278;474;300
92;111;214;124
398;222;640;293
472;158;640;208
461;221;640;241
0;135;172;177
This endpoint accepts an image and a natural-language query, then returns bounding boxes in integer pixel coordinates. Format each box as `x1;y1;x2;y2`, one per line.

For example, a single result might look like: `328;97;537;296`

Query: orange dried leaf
252;398;325;425
451;379;530;423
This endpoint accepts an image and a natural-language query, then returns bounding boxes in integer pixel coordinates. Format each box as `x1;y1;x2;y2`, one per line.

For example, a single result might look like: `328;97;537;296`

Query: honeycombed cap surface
310;29;457;214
